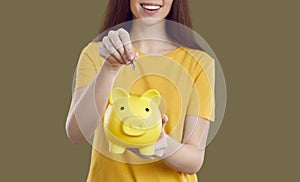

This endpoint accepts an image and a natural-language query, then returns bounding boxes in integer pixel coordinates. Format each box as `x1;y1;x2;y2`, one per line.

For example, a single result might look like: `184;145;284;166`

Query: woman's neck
129;19;177;55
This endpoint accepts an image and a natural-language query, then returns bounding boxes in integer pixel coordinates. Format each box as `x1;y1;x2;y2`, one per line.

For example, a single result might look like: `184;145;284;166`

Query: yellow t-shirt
74;41;215;182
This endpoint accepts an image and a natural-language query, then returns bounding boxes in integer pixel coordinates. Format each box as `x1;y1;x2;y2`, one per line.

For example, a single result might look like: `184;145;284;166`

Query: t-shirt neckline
133;46;182;57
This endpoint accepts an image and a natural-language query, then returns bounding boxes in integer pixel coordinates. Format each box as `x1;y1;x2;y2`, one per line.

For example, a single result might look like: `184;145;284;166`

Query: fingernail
163;115;168;123
129;52;134;60
125;58;131;64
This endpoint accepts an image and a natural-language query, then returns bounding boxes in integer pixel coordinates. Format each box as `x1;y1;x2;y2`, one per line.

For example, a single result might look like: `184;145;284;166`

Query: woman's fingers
107;31;129;64
162;114;168;126
99;28;136;66
157;114;168;140
98;42;111;60
98;42;122;66
102;36;125;64
118;28;136;60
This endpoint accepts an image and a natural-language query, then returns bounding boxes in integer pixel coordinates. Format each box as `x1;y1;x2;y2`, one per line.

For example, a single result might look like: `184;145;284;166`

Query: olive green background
0;0;298;181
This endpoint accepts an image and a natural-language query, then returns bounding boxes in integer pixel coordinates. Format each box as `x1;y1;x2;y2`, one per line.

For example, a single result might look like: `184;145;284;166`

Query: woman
65;0;215;181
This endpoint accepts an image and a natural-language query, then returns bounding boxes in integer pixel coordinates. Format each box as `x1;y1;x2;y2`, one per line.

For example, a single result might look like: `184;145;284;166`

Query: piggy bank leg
139;145;154;156
109;142;125;154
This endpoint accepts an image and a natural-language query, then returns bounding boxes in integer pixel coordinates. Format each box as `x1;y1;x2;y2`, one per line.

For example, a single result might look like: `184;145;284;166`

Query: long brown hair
97;0;203;50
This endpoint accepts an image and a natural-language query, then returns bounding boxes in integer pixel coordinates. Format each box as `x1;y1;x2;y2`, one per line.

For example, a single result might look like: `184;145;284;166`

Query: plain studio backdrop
0;0;299;181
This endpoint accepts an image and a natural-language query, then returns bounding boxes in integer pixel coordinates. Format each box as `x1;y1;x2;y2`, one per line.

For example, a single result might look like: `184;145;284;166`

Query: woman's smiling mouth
140;3;162;14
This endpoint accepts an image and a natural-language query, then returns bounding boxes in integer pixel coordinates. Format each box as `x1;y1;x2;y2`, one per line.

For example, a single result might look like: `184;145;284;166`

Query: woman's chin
133;18;166;26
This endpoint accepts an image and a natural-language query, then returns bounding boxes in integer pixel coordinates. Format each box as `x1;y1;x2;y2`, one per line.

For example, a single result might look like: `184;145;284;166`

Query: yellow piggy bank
103;88;162;156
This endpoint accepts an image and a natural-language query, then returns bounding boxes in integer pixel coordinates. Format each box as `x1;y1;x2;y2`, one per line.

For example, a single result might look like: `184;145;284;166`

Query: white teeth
142;4;161;10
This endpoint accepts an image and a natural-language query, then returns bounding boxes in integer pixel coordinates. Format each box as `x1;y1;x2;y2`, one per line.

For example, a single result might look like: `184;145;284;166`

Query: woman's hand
153;114;169;157
98;28;137;68
128;114;169;159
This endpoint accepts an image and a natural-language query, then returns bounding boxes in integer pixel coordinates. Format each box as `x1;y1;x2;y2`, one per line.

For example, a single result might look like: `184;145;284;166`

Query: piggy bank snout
123;117;148;129
122;117;148;136
122;117;161;137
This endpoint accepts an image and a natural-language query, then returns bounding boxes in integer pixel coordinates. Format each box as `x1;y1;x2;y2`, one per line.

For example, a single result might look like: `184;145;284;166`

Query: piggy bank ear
141;89;161;106
110;88;128;104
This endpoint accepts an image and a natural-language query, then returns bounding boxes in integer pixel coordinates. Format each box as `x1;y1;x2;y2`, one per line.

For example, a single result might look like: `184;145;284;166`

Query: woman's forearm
162;136;205;174
66;62;122;143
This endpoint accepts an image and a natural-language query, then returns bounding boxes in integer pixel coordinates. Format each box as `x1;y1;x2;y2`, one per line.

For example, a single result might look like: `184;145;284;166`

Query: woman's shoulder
182;47;213;60
80;41;103;64
180;46;215;67
81;41;100;56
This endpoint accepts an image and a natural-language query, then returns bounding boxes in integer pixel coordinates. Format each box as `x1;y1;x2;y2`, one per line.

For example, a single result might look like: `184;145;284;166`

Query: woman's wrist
101;61;124;74
162;135;184;159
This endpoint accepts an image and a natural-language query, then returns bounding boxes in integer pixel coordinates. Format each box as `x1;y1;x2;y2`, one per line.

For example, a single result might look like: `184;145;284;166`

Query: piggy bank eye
145;108;150;112
120;106;125;110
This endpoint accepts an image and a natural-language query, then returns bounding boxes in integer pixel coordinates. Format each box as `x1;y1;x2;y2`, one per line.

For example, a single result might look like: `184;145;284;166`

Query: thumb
161;114;168;128
158;114;168;140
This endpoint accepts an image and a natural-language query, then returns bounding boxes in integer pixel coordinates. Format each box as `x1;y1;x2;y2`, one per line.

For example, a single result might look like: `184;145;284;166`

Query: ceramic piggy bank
103;88;162;156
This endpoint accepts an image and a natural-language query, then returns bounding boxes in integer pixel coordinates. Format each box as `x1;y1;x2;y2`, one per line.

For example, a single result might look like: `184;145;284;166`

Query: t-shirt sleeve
73;44;99;90
186;53;215;122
